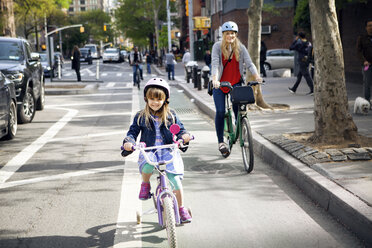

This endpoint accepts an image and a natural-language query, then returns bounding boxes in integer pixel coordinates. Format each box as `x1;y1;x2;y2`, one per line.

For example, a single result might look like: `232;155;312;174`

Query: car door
25;41;41;99
281;49;295;69
0;73;7;127
267;50;283;69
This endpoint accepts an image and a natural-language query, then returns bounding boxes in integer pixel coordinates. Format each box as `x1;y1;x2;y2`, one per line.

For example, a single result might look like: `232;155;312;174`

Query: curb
175;81;372;246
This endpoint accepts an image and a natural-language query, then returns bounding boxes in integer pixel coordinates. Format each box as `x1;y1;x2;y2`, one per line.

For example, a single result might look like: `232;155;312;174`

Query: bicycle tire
241;117;254;173
163;196;177;248
136;68;141;89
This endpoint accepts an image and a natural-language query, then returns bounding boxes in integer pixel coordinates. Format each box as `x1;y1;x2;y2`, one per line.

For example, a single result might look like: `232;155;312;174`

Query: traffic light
185;0;188;16
103;25;107;31
80;26;84;33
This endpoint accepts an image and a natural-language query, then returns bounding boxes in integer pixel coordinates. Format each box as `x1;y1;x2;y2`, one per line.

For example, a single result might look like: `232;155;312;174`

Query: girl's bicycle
121;124;192;248
220;81;262;173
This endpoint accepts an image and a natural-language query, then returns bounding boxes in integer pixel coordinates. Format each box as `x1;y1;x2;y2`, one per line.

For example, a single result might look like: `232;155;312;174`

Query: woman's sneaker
139;182;151;200
179;206;192;223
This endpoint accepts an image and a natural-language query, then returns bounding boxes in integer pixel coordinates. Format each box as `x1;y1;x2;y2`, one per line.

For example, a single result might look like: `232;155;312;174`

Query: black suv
0;37;45;123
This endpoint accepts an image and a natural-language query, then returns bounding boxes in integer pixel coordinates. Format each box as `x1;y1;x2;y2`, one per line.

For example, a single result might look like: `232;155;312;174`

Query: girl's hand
123;142;133;151
213;80;220;89
253;74;263;83
181;133;191;143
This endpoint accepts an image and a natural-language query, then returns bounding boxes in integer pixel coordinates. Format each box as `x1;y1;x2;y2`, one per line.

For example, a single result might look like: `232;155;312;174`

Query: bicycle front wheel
241;117;254;173
136;71;141;89
163;196;177;247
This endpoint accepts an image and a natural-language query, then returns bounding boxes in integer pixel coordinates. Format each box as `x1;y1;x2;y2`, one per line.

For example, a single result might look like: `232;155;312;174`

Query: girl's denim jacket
123;110;188;151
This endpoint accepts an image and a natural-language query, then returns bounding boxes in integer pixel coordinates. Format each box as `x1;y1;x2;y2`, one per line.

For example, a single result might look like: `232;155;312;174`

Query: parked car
39;52;62;78
103;48;121;63
84;44;100;59
0;37;45;124
264;49;295;71
0;71;17;140
120;50;127;62
80;48;93;64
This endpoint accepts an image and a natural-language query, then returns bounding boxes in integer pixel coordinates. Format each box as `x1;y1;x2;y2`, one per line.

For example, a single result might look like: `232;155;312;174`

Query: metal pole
188;0;194;60
58;56;61;79
167;0;171;53
59;30;63;57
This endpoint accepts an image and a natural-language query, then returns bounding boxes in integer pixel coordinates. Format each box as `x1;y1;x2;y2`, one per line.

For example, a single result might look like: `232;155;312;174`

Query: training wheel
136;211;141;224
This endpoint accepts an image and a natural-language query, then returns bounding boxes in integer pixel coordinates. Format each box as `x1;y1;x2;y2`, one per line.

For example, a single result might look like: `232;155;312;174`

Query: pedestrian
71;45;81;82
357;18;372;105
122;78;192;223
146;52;152;74
182;49;191;79
211;21;262;157
165;50;175;80
129;46;143;85
204;49;212;73
260;41;267;77
288;32;314;95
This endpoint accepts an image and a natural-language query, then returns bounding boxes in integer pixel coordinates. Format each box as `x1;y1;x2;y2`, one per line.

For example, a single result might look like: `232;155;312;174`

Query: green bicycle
221;81;261;173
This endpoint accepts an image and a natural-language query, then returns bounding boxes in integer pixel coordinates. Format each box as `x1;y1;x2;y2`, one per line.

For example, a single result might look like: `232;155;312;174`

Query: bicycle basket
231;86;255;104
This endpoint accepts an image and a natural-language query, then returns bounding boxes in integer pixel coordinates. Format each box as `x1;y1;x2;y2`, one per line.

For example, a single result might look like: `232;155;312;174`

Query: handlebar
219;80;265;90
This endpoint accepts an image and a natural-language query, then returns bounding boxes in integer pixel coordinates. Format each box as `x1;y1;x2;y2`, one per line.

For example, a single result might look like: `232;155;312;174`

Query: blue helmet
221;21;238;33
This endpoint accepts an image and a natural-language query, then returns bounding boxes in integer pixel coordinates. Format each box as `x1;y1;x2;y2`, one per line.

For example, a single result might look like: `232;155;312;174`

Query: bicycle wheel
241;117;254;173
163;196;177;247
136;69;141;89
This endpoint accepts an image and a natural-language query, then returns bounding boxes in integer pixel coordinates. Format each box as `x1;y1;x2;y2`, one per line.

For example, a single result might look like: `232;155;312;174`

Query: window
80;0;85;5
69;7;74;12
80;6;86;11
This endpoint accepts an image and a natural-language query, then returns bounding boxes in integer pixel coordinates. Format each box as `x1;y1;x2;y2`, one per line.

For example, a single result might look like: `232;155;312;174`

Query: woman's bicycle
134;63;141;89
121;124;192;248
220;81;262;173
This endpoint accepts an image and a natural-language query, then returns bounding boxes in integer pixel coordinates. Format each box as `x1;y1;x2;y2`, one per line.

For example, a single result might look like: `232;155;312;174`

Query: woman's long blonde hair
138;87;173;128
221;32;241;61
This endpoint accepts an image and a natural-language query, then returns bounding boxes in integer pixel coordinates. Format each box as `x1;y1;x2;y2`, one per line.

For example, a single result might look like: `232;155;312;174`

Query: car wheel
4;100;17;140
89;60;92;65
18;86;36;124
36;80;45;111
263;63;271;71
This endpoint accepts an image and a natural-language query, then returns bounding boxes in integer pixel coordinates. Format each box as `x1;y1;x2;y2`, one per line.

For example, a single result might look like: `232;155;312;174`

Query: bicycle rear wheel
163;196;177;247
136;70;141;89
241;117;254;173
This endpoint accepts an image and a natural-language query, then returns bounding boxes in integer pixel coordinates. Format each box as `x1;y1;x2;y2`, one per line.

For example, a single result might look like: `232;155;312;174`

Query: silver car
264;49;294;71
102;48;121;63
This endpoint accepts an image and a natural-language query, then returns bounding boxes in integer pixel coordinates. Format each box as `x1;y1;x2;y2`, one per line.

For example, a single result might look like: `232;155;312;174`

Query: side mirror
30;52;40;61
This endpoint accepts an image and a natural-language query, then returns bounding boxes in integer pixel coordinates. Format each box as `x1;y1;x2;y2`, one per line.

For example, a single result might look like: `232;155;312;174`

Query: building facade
67;0;110;14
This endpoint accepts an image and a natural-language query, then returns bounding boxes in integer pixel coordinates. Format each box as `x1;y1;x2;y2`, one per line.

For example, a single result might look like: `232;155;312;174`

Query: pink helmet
144;78;170;101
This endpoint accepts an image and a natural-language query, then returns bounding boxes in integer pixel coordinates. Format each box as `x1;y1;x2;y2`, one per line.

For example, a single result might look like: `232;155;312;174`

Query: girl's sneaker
179;206;192;223
139;182;151;200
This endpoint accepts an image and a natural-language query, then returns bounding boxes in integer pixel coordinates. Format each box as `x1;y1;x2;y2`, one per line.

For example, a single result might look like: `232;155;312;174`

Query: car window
0;41;24;61
267;50;282;56
282;50;294;56
39;54;47;62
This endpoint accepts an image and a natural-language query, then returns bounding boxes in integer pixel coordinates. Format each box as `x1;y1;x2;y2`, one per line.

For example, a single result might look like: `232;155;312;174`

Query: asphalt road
0;61;365;248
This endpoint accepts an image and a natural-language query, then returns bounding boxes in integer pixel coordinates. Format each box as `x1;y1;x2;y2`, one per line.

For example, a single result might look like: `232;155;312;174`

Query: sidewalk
155;62;372;246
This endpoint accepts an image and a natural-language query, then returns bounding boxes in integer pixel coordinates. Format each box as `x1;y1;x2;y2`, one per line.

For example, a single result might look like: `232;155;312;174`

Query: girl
122;78;192;223
211;21;262;157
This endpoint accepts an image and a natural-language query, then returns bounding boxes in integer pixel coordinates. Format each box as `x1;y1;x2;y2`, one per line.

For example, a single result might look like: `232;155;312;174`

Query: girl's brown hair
221;32;241;61
138;87;174;128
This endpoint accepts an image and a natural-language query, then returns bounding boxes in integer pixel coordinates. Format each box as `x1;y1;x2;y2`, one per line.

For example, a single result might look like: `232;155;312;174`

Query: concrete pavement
156;61;372;246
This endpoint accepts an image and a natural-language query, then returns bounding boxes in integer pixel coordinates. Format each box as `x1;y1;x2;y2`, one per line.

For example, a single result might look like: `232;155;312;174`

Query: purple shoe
179;206;192;223
139;182;151;200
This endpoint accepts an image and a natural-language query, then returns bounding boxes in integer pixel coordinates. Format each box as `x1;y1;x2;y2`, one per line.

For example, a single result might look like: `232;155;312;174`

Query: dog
353;97;370;115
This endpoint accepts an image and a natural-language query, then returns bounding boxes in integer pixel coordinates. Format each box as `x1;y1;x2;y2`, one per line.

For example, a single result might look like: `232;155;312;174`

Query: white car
264;49;295;71
102;48;121;63
84;44;100;59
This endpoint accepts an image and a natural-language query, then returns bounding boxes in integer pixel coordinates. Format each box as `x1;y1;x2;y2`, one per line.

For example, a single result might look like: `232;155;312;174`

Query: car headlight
7;72;24;84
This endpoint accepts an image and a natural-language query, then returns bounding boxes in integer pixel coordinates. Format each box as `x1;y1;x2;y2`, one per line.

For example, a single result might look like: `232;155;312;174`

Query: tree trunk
247;0;271;109
152;0;161;65
308;0;357;143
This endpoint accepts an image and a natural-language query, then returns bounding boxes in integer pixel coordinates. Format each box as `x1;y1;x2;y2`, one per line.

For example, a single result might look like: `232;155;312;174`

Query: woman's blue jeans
213;83;241;143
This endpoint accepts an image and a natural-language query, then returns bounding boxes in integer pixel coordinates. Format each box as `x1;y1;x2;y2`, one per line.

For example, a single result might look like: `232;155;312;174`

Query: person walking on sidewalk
288;32;314;95
204;49;212;74
357;18;372;105
211;21;261;157
146;52;152;74
71;45;81;82
165;50;175;80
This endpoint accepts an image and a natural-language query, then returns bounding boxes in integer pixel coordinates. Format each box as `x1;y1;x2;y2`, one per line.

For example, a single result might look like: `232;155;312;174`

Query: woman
71;45;81;82
211;21;261;157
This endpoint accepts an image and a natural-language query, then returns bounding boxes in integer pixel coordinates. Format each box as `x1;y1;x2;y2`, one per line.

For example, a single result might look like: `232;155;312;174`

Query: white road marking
101;73;108;77
106;82;116;88
114;88;143;248
49;131;125;142
77;112;131;118
116;73;122;77
49;92;132;98
0;108;78;184
0;165;123;189
46;100;131;108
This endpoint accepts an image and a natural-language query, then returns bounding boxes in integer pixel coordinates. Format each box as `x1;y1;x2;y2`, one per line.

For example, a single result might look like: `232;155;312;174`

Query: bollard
201;66;210;89
197;68;202;90
96;59;100;80
57;56;61;79
186;61;197;83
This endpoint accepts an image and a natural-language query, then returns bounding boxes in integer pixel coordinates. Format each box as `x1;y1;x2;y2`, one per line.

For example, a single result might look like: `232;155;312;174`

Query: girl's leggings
142;163;182;190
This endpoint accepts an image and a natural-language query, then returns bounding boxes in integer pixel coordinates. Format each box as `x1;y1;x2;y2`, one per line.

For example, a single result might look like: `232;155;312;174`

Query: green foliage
159;25;168;48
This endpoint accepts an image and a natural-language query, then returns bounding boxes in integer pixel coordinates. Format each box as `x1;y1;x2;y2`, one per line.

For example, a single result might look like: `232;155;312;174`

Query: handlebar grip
121;150;133;157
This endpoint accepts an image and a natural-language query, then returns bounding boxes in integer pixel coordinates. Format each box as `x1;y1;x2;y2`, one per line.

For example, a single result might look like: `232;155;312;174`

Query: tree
308;0;357;143
247;0;271;109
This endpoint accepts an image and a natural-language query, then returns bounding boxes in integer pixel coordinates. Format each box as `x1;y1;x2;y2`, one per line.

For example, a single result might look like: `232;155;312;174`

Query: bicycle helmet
221;21;238;33
144;78;170;102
